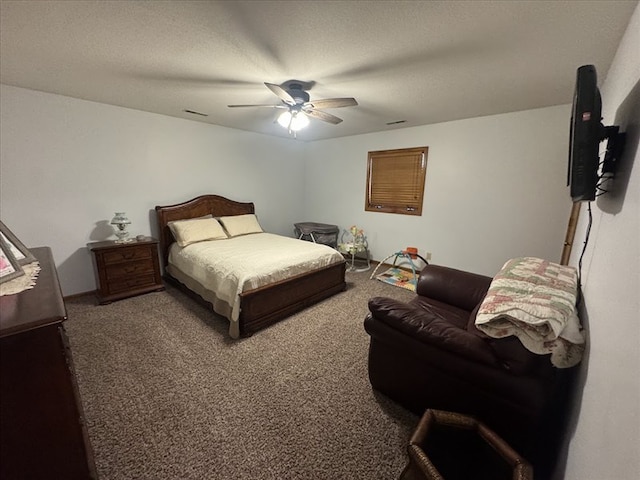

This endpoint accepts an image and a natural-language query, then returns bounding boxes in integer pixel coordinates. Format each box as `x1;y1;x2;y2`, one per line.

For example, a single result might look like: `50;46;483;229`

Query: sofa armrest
368;297;499;367
416;265;492;312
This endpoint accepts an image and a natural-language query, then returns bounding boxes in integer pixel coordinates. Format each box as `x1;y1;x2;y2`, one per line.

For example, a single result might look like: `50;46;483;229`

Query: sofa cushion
412;296;470;329
416;265;492;312
368;297;500;367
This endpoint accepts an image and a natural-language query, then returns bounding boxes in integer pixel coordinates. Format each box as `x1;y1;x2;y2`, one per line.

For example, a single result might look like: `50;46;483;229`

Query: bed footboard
239;261;346;336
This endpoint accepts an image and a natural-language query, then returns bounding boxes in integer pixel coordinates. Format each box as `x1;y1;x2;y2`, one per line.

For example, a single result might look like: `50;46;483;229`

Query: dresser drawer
105;259;154;280
107;274;158;294
102;246;152;265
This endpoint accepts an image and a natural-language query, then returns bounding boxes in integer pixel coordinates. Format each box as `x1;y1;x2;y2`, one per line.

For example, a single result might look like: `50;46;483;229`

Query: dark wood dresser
0;247;97;479
88;237;164;304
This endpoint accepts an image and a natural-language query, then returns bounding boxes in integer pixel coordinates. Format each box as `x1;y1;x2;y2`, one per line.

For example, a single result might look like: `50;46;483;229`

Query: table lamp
110;212;132;243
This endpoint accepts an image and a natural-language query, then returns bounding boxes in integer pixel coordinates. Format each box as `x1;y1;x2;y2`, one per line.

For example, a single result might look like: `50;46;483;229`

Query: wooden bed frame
155;195;346;337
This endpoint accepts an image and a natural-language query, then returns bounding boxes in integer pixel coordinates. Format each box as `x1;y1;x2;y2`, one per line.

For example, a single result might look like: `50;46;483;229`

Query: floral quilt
475;257;585;368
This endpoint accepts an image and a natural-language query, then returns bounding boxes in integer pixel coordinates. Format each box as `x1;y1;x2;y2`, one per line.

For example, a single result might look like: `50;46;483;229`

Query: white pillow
168;214;212;237
169;217;228;247
219;214;263;237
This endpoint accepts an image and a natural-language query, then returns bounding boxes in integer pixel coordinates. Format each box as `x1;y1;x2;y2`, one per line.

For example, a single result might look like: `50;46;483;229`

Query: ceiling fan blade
304;109;343;125
304;98;358;109
227;104;287;108
265;82;296;105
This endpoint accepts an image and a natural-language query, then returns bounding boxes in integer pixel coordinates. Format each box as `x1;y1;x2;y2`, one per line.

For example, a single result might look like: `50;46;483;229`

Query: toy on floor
370;247;429;290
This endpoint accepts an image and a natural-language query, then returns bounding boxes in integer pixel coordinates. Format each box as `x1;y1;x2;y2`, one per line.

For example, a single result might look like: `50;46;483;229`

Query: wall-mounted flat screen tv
568;65;624;202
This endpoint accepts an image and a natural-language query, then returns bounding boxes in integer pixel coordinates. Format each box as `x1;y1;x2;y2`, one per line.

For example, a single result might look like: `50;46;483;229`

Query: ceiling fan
228;81;358;133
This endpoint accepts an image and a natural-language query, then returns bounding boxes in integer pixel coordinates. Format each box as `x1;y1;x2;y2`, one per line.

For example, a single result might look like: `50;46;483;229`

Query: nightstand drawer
105;259;154;280
107;274;158;294
103;246;152;265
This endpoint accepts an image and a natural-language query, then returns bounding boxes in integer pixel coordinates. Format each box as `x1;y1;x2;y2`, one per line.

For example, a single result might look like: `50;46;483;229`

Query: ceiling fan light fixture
277;110;309;131
230;81;356;133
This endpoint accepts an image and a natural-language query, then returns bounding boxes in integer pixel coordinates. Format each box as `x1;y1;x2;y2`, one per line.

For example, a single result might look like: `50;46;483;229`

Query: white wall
564;4;640;480
303;105;573;276
0;85;305;295
2;85;575;296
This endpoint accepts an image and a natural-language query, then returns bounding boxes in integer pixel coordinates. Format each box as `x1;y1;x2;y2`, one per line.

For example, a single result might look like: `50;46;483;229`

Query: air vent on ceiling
386;120;406;125
183;109;208;117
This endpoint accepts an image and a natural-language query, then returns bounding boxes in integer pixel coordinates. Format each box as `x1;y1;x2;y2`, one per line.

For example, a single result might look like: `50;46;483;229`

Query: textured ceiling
0;0;636;142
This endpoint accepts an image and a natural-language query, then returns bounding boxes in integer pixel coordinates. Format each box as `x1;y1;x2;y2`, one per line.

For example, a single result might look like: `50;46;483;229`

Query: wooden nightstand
88;237;164;304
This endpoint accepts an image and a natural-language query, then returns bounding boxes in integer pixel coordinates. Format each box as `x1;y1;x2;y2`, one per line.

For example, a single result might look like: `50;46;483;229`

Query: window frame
364;146;428;216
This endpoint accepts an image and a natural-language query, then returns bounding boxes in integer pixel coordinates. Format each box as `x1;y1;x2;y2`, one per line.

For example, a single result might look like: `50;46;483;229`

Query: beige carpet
65;270;418;480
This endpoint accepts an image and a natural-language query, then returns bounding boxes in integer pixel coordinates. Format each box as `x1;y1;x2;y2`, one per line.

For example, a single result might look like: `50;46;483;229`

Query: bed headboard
154;194;255;268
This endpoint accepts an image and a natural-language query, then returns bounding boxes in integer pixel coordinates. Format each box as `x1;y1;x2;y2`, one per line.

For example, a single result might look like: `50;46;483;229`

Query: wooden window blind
365;146;428;215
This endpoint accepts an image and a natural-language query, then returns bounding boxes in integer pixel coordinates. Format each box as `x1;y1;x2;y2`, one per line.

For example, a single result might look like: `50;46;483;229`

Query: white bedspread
168;233;344;337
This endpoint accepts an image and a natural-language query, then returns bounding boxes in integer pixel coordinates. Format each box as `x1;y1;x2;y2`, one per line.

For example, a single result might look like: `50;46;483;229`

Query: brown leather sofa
364;264;576;478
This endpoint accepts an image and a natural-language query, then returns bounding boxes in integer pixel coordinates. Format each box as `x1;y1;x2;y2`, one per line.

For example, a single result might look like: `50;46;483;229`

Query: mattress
167;232;344;337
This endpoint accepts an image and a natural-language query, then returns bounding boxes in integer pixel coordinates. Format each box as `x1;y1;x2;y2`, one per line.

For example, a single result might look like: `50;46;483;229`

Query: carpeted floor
65;270;419;480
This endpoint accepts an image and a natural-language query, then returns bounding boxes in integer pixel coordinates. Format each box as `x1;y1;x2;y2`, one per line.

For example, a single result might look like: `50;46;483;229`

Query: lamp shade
277;110;309;131
110;212;131;225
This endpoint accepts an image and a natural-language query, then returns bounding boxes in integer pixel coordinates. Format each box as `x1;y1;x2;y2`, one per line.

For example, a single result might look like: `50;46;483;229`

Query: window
365;146;428;216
